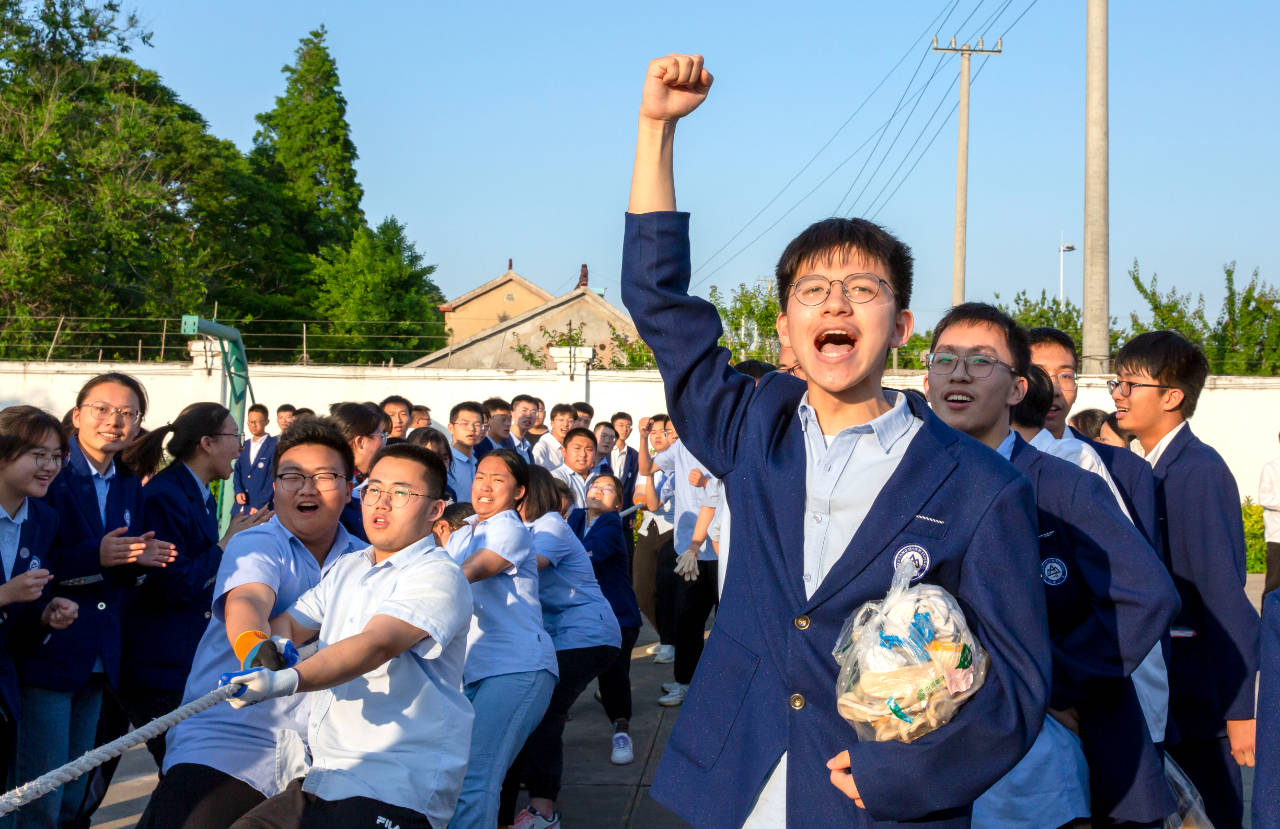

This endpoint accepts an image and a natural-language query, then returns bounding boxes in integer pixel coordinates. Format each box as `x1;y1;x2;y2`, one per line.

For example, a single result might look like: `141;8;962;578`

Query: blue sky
127;0;1278;332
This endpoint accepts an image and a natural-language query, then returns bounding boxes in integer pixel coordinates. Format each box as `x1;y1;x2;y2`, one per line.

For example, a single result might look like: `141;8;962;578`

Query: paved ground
87;575;1268;828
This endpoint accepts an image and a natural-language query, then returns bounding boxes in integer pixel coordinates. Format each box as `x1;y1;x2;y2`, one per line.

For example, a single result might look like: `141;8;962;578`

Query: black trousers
674;561;718;686
121;684;183;768
137;762;267;829
1265;540;1280;600
498;644;618;822
598;627;640;724
1167;734;1243;829
230;777;433;829
651;529;679;645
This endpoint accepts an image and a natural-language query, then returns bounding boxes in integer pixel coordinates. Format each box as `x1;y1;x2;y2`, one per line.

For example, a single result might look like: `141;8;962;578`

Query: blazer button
793;615;810;631
96;602;106;611
789;693;805;710
204;611;212;619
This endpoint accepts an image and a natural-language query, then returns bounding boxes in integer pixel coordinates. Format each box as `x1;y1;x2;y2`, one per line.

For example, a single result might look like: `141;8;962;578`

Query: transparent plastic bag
1161;754;1213;828
831;558;989;743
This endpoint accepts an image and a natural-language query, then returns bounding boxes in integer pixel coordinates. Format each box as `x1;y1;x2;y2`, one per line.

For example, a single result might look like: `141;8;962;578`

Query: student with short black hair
551;427;598;509
532;404;575;471
623;53;1054;826
448;401;485;501
509;395;539;462
379;395;413;442
0;406;79;788
571;402;593;430
233;403;276;517
275;405;296;433
444;450;557;828
410;405;432;431
120;403;273;768
432;502;475;548
926;304;1180;827
223;443;472;829
1112;330;1261;828
475;397;515;461
526;398;549;443
292;408;316;420
633;415;678;665
138;419;362;829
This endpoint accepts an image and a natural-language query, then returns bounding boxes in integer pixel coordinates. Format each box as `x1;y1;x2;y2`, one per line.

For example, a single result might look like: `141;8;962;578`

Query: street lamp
1058;234;1077;303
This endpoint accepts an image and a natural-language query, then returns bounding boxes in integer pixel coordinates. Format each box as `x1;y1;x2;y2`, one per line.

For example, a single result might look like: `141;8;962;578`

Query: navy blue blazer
1069;427;1164;564
339;489;369;543
1153;425;1260;738
1255;591;1279;829
622;211;1052;827
123;463;223;691
232;435;276;515
1009;435;1179;822
21;439;143;691
0;498;59;720
568;509;641;629
616;446;640;512
474;434;515;461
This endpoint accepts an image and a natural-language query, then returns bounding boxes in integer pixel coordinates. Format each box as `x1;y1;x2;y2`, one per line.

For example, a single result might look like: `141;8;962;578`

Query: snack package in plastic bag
1161;754;1213;829
831;557;989;743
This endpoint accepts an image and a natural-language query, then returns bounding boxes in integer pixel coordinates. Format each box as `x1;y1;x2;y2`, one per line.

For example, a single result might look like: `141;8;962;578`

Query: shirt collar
451;446;474;465
1143;421;1186;468
796;389;916;454
1028;428;1058;452
1;498;29;525
183;463;211;502
995;429;1018;460
270;514;354;569
364;533;443;568
69;436;116;480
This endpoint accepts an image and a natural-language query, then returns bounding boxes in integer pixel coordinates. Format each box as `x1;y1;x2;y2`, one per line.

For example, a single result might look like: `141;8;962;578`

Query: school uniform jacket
1009;435;1179;822
232;435;276;516
473;434;515;461
568;509;642;629
1068;427;1164;562
615;446;640;512
1153;425;1260;739
122;463;223;691
622;211;1052;828
1255;591;1279;829
0;498;59;720
21;439;144;691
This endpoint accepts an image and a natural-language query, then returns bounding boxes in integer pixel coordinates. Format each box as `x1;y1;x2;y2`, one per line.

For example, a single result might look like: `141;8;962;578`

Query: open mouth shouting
813;328;858;360
295;498;320;516
942;390;975;410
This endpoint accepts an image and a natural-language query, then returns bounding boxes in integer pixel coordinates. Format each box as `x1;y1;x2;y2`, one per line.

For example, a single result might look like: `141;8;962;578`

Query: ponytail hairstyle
124;402;230;480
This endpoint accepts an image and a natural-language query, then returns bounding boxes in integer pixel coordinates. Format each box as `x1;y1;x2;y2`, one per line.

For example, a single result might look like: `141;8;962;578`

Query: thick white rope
0;683;241;816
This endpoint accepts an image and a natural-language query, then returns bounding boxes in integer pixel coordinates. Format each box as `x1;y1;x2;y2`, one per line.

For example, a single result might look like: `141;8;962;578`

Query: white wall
3;356;1278;502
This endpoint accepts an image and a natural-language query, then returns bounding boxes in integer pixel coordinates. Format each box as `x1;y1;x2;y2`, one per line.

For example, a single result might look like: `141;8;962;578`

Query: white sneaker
662;681;681;694
653;644;675;663
513;806;561;829
658;682;689;706
611;730;635;764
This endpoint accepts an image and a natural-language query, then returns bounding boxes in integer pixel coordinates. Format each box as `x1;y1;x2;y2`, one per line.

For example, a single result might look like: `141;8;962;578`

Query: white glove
220;667;299;709
674;548;700;582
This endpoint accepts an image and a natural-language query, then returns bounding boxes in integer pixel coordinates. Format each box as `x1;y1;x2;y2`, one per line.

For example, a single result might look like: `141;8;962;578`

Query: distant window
505;292;515;301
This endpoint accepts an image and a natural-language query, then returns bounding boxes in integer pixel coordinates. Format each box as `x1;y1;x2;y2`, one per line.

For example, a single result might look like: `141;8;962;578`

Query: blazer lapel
1152;424;1195;481
176;466;218;545
803;404;958;612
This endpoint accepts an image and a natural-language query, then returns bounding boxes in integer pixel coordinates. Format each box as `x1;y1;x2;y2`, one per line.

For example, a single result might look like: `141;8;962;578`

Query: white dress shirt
1260;457;1280;543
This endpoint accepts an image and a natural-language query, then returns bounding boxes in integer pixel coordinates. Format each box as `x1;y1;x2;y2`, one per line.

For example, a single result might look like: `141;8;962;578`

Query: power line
689;0;961;278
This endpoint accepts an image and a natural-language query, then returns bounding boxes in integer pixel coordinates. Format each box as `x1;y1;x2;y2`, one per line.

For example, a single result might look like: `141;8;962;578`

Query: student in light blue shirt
500;465;621;829
447;401;485;501
222;443;473;829
137;419;362;829
445;450;557;829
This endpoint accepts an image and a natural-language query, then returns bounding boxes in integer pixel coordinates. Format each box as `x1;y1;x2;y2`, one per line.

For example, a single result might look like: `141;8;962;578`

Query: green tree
708;280;781;363
1125;259;1211;346
253;25;363;252
310;217;446;363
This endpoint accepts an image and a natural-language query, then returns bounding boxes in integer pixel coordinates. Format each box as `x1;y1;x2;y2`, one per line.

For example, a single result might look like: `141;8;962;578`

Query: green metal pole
182;315;252;534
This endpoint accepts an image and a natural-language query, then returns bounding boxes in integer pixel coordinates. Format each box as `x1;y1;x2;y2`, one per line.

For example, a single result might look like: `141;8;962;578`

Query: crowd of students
0;50;1276;829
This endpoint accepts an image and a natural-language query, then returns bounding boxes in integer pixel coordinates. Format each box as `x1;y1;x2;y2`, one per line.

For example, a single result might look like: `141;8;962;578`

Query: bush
1243;498;1266;574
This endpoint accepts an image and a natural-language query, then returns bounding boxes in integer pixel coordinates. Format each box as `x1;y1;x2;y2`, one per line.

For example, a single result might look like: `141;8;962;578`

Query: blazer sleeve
138;489;224;608
232;443;250;496
1180;460;1261;720
847;474;1052;818
620;212;757;478
1128;462;1165;566
1051;471;1180;709
585;514;626;563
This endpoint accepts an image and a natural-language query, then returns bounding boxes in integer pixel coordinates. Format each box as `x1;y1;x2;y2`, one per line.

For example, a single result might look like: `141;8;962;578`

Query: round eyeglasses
925;351;1016;379
790;274;892;307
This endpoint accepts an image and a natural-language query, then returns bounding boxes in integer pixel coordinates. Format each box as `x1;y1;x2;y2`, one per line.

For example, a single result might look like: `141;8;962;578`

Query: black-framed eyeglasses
275;472;347;492
80;401;142;424
790;273;892;307
1108;379;1169;397
363;484;439;509
926;351;1016;379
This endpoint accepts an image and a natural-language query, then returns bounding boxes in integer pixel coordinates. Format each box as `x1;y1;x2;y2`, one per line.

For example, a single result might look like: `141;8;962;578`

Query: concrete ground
86;574;1267;828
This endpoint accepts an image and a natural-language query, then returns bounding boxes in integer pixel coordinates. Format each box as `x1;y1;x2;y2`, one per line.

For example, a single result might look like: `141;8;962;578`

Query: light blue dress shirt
652;440;714;560
1;498;29;580
527;512;621;651
91;460;117;527
448;447;478;504
162;516;361;796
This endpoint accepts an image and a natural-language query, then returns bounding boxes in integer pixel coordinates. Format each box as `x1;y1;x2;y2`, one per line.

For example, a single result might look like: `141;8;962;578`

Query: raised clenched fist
639;54;713;123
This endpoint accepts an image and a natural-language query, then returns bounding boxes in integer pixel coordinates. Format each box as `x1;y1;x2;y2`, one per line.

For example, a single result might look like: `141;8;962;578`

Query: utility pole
1082;0;1109;373
933;35;1002;305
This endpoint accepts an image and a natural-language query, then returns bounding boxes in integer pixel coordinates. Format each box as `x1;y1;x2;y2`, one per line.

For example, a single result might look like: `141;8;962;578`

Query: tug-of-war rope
0;683;240;815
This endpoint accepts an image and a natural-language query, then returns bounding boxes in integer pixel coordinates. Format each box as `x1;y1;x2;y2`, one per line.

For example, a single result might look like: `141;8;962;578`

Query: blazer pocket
907;514;949;539
668;629;759;770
